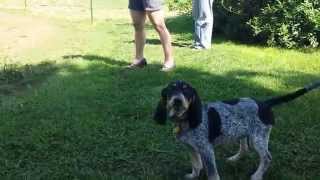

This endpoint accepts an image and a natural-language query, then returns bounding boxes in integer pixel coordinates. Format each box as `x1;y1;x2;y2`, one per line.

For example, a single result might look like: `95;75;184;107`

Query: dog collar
173;126;181;134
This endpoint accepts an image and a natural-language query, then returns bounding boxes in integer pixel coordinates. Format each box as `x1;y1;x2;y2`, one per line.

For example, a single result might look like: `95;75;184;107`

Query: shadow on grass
0;62;58;96
165;15;250;48
165;14;320;52
117;16;194;48
1;55;319;179
166;15;193;35
165;14;267;49
63;55;128;66
124;39;192;48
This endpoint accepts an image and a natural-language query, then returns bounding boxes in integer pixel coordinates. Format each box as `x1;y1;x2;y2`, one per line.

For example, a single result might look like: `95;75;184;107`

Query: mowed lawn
0;0;320;179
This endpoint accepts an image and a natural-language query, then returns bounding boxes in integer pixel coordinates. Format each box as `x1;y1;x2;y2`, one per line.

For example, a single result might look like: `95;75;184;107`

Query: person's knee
132;22;144;32
154;23;166;33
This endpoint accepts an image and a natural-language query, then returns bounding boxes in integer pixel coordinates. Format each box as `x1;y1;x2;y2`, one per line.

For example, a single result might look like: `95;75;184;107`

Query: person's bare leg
147;10;174;67
130;10;147;63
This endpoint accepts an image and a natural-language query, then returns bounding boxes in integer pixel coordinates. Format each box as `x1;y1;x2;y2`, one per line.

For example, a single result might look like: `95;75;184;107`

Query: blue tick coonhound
154;80;320;180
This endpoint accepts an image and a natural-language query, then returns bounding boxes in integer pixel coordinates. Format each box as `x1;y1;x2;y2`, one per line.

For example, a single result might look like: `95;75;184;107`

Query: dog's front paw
184;173;198;179
251;174;263;180
208;174;220;180
226;154;240;162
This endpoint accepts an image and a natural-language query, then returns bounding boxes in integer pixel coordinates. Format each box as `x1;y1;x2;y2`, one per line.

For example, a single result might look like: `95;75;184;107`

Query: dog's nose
173;98;182;107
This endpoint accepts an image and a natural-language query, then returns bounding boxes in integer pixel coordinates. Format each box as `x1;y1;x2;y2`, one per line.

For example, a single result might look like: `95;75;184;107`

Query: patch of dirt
0;11;57;57
0;12;61;96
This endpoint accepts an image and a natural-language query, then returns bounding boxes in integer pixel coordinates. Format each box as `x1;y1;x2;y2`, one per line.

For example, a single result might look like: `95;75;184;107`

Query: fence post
24;0;27;10
90;0;93;24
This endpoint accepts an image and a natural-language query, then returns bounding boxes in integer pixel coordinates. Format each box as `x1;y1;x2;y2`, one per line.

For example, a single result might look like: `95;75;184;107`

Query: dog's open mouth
168;110;186;119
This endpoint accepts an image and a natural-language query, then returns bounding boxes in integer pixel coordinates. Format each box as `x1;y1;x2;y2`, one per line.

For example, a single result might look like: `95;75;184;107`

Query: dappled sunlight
1;51;319;178
0;0;319;179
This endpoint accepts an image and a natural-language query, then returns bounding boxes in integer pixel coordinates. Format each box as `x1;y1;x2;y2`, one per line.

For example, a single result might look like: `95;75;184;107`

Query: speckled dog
154;80;320;180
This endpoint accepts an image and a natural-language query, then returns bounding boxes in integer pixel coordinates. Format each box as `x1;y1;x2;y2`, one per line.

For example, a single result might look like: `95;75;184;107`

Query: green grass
0;0;320;179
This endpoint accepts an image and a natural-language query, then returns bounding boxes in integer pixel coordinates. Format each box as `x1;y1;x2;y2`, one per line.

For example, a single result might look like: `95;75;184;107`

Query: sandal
126;58;147;69
160;62;175;72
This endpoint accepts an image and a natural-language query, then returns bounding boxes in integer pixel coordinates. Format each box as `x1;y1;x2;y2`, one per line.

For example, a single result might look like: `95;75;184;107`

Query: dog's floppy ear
187;87;202;128
153;87;168;124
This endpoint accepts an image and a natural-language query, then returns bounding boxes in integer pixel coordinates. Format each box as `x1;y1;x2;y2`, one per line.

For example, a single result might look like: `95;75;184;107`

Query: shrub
167;0;320;48
167;0;192;15
248;0;320;48
167;0;272;43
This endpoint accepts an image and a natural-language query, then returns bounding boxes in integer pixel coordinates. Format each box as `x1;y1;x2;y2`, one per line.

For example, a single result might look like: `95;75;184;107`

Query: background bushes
167;0;320;48
249;0;320;48
167;0;192;14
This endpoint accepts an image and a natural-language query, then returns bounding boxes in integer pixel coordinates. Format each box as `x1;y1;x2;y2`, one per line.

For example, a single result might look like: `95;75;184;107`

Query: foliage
167;0;192;15
167;0;320;48
249;0;320;48
167;0;272;42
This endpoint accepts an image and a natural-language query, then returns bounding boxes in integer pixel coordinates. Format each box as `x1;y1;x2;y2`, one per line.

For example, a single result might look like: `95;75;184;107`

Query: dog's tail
264;80;320;108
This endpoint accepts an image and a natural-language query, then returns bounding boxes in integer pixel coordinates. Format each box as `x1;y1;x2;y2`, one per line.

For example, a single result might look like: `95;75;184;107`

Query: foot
192;44;211;50
251;174;263;180
184;168;201;179
126;58;147;69
161;60;175;72
192;45;205;50
184;173;198;179
227;154;241;162
208;174;221;180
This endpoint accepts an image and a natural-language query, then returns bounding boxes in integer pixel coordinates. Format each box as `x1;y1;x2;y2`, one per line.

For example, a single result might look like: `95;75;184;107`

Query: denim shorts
128;0;163;11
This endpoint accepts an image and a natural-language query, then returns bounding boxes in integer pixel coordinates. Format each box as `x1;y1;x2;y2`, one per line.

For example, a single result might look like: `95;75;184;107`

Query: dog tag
173;126;181;134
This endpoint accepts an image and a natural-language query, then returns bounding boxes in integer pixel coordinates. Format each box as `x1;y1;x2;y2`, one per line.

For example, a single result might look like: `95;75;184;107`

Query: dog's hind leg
185;150;203;179
227;138;248;162
250;132;272;180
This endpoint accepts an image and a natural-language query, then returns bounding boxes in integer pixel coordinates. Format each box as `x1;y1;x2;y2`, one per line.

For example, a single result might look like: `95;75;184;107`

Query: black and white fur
154;80;320;180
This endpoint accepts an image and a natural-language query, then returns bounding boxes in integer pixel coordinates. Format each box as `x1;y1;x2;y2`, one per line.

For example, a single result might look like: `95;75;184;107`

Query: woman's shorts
128;0;163;11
